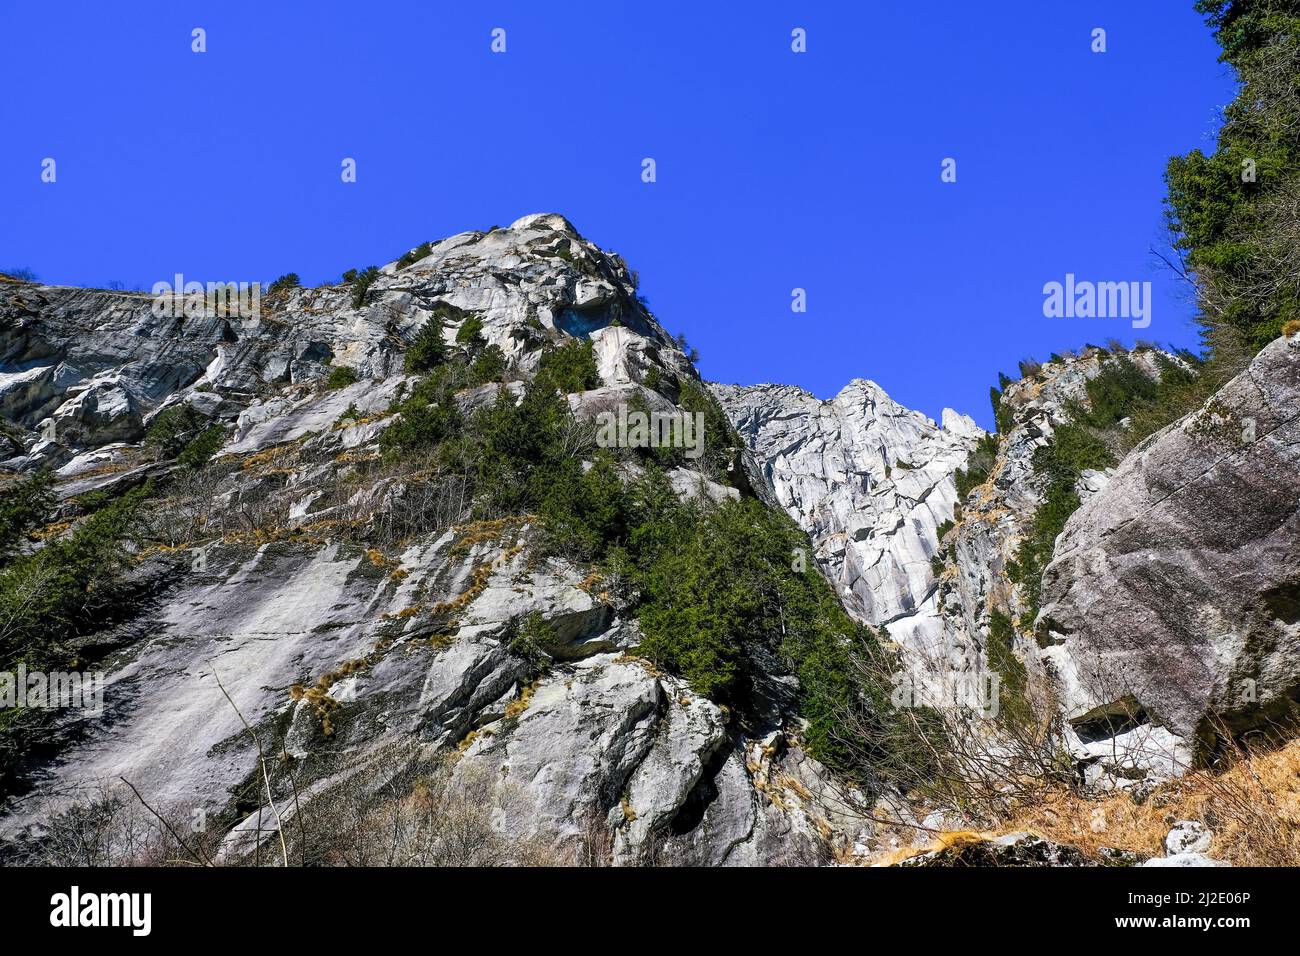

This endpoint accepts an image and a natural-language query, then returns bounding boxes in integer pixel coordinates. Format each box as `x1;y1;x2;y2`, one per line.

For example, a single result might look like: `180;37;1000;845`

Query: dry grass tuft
1005;739;1300;866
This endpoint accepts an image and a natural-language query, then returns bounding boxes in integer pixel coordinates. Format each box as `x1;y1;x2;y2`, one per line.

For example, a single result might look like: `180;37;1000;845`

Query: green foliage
1164;0;1300;352
349;266;380;309
0;484;150;669
1073;355;1159;429
469;344;506;384
635;498;822;693
379;364;465;460
325;365;360;390
508;611;559;666
405;316;449;374
537;452;628;561
144;405;210;459
455;314;485;346
1005;360;1155;629
990;383;1014;433
0;472;55;562
673;332;700;364
1121;351;1209;450
985;609;1031;727
177;424;225;470
954;432;999;500
396;242;433;270
676;378;737;478
471;379;572;515
267;273;301;296
536;339;601;394
935;518;954;541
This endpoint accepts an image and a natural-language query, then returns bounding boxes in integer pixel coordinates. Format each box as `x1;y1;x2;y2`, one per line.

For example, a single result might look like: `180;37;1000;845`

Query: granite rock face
0;216;853;866
715;345;1260;787
711;380;981;664
4;211;1297;864
1038;335;1300;753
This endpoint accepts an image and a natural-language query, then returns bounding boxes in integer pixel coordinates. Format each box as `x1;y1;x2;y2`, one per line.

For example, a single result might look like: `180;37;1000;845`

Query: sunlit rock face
712;379;981;629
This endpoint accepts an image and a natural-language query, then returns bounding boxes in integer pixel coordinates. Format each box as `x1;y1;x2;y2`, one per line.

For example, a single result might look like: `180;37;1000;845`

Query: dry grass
449;516;529;557
1005;739;1300;866
289;656;375;737
873;830;998;867
864;738;1300;868
503;679;539;719
238;443;300;472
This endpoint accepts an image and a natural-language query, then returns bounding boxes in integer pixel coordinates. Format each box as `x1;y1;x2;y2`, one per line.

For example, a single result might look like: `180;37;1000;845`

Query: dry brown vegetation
1004;738;1300;866
842;638;1300;867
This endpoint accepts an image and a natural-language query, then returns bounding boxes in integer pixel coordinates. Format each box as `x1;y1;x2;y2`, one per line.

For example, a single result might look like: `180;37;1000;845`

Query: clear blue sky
0;1;1235;428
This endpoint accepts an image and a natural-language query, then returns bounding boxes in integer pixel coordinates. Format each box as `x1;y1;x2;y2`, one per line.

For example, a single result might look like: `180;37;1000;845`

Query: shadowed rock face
1038;335;1300;751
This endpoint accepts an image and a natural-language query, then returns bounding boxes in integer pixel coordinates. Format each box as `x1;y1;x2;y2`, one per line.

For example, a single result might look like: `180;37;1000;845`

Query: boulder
1038;336;1300;753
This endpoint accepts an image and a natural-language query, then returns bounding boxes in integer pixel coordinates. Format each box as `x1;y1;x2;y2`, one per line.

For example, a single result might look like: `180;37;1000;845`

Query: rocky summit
1;214;1298;868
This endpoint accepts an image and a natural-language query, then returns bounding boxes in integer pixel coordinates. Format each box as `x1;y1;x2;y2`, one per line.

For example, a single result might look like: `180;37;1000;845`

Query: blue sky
0;1;1235;428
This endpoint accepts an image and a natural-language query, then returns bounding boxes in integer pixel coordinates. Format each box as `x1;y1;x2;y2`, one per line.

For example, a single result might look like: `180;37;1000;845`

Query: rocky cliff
720;337;1300;795
710;381;981;673
0;215;855;866
3;213;1297;867
1038;335;1300;757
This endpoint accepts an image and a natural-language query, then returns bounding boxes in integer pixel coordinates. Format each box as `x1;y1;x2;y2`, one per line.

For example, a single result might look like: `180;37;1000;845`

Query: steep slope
1038;334;1300;754
711;381;981;665
718;342;1296;790
0;215;859;866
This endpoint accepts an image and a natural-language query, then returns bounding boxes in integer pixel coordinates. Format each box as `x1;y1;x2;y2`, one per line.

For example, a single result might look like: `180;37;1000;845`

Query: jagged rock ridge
0;215;853;865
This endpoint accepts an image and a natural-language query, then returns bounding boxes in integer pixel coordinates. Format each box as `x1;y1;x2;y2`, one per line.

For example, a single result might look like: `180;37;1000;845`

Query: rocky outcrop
1038;335;1300;756
711;380;981;667
0;215;856;866
0;213;687;471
